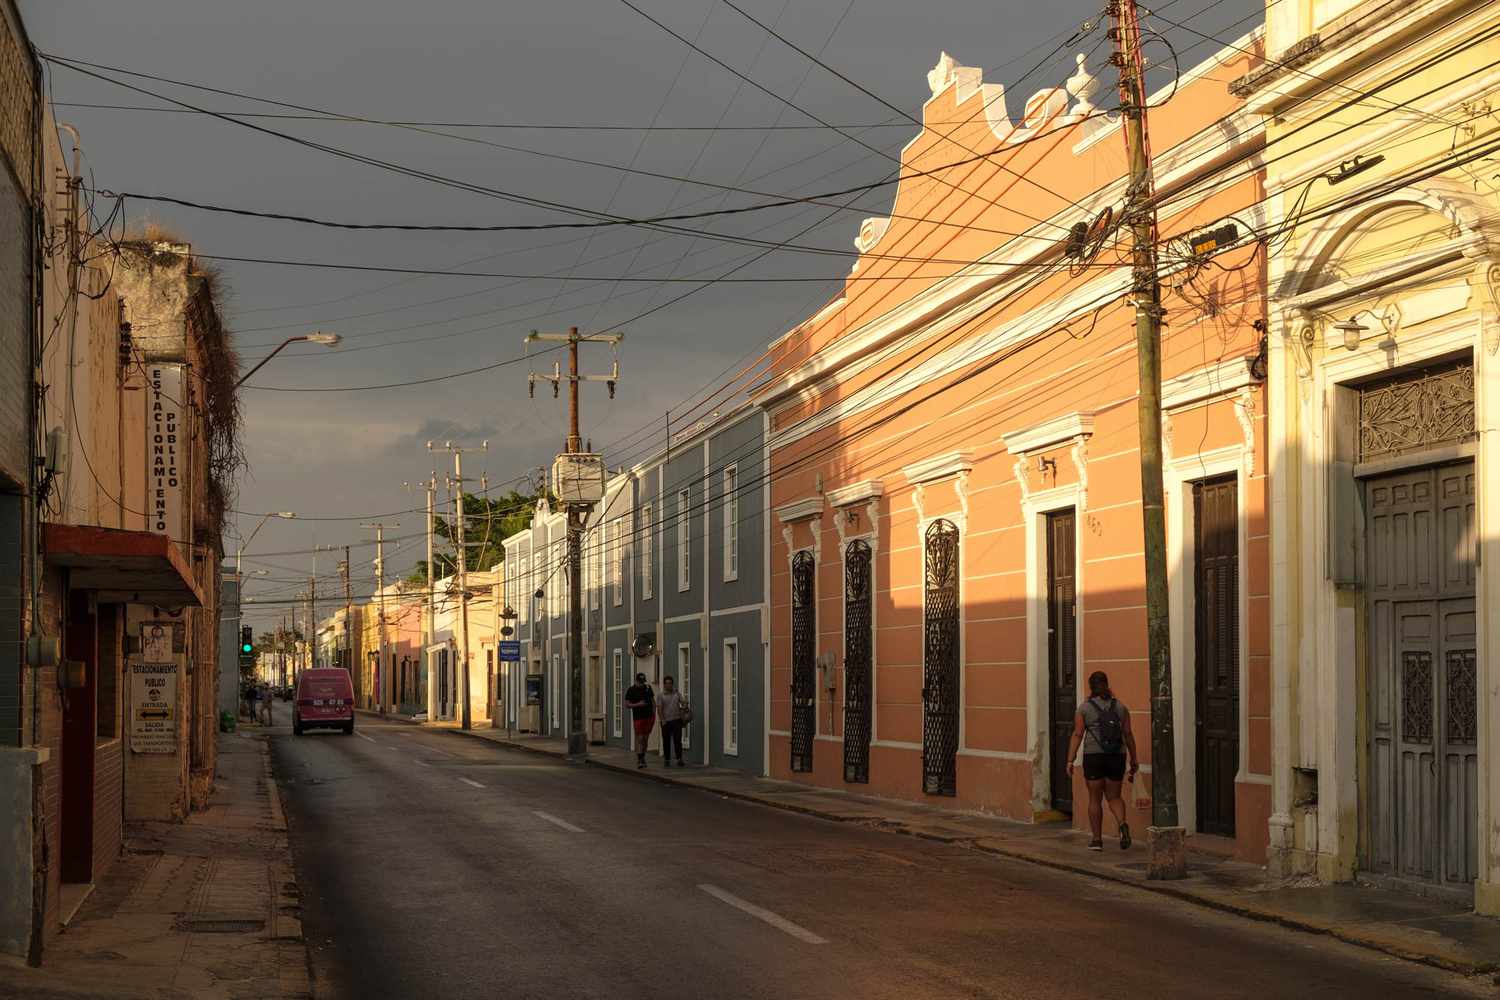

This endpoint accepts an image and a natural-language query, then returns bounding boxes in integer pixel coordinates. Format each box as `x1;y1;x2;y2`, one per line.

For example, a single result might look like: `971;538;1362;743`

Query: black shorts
1082;753;1126;782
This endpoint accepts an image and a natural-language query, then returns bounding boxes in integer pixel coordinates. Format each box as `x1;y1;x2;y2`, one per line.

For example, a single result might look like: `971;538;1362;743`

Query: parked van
294;668;355;735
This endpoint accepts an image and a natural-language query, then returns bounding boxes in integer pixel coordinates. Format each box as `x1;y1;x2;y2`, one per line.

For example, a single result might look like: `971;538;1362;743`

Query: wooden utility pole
1110;0;1183;878
341;548;352;672
405;476;438;721
527;327;622;758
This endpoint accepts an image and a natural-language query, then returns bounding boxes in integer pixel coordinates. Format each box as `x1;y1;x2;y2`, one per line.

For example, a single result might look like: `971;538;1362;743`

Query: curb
444;725;1492;978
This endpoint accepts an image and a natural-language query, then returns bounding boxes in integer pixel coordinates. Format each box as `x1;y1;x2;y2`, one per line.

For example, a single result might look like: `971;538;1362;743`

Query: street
274;723;1488;1000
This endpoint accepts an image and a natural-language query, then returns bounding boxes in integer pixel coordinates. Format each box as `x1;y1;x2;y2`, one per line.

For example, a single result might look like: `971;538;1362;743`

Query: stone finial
927;52;957;97
854;216;891;254
1065;53;1098;117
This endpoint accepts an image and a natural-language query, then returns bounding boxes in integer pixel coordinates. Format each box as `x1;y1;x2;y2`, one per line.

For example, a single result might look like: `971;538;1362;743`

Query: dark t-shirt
624;683;655;721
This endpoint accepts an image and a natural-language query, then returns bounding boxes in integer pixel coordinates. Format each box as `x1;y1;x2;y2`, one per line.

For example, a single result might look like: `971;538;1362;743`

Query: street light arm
235;336;305;389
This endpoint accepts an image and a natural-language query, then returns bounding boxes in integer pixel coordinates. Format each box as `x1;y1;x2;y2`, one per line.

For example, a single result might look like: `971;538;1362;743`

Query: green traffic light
241;642;253;653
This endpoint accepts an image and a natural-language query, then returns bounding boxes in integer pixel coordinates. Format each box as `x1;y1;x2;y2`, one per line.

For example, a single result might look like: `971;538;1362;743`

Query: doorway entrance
1366;461;1477;890
61;591;98;886
1193;475;1239;838
1045;510;1077;813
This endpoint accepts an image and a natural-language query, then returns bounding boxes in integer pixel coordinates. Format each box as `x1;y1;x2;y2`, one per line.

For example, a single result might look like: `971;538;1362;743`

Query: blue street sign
499;641;522;662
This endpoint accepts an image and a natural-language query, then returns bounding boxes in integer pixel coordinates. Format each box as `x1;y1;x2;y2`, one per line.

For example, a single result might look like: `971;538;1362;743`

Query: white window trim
723;637;740;756
723;465;739;583
610;521;623;608
589;525;601;612
677;489;692;592
520;556;530;624
611;649;623;738
641;504;654;600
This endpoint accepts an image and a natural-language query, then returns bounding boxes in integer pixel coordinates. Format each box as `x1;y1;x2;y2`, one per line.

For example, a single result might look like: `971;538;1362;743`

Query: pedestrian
656;675;689;767
244;681;259;723
1065;670;1139;851
258;683;273;726
623;672;656;769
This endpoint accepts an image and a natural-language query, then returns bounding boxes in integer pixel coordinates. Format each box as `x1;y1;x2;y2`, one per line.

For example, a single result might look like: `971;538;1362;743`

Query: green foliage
430;490;537;579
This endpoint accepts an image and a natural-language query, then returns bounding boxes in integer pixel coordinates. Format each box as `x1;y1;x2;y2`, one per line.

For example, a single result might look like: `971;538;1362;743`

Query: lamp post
234;331;341;389
236;511;296;575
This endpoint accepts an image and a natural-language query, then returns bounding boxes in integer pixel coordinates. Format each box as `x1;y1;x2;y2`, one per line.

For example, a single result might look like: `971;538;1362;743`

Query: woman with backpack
1065;670;1139;851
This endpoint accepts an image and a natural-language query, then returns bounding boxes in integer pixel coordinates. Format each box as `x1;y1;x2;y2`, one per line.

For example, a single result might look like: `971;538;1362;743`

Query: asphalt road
272;721;1488;1000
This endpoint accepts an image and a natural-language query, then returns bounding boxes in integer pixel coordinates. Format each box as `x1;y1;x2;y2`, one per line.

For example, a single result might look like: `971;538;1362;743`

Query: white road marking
412;758;430;767
697;885;827;945
356;734;376;744
421;745;454;757
532;811;583;833
458;777;485;789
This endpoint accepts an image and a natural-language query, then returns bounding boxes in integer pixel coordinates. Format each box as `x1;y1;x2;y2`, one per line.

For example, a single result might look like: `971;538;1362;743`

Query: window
723;465;739;582
551;653;561;728
641;504;654;600
723;639;739;755
588;526;601;612
611;650;623;737
677;489;691;592
678;642;692;751
520;556;530;624
610;520;624;607
552;542;564;619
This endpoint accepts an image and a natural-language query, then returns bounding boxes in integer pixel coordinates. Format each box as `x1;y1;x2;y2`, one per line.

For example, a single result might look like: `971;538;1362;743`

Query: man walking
656;675;688;767
258;682;274;726
624;672;655;769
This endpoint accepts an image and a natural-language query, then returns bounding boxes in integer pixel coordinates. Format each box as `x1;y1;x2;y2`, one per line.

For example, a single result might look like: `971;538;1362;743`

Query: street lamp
236;511;296;574
234;331;342;389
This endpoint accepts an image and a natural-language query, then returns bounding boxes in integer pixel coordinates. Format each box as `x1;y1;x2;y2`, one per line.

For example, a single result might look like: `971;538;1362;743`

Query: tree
410;490;538;583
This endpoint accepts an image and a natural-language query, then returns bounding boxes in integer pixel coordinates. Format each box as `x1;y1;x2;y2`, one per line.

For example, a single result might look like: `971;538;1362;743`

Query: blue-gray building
502;405;767;775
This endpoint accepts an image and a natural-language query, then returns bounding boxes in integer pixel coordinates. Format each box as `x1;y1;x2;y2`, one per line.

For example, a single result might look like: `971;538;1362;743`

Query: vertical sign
147;363;185;541
132;622;180;754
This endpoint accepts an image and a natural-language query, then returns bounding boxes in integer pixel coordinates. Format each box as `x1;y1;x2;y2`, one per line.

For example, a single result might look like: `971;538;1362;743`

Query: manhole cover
177;916;265;933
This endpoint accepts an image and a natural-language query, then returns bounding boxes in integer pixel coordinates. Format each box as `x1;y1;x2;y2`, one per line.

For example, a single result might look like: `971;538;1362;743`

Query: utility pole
527;326;622;758
428;442;486;730
406;476;439;723
1110;0;1182;879
362;522;397;716
340;547;353;674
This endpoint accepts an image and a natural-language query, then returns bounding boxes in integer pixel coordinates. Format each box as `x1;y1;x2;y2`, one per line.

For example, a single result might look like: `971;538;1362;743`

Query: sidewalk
380;712;1500;978
0;731;310;1000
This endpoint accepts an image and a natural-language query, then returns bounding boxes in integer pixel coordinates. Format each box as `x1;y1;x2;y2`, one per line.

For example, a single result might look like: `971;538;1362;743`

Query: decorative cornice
1001;412;1094;455
1161;356;1261;411
774;496;824;524
826;480;884;508
901;451;973;486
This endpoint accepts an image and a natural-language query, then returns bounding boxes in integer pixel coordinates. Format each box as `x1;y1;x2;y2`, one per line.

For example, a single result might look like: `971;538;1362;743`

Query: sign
525;674;542;706
499;641;521;662
130;662;177;753
141;621;174;662
147;364;185;540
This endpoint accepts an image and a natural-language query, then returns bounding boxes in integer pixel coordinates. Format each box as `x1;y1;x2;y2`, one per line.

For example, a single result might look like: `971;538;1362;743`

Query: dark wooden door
61;591;97;884
790;551;816;773
1046;510;1077;813
1193;475;1239;838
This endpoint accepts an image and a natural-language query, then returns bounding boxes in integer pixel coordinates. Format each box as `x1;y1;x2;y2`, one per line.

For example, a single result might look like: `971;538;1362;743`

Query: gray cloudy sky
20;0;1260;624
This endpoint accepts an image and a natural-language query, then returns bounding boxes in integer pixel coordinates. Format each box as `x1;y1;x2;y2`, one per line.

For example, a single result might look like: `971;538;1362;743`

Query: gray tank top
1078;697;1125;754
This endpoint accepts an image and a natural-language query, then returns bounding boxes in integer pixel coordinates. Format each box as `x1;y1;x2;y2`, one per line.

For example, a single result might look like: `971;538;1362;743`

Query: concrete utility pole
428;442;486;730
406;476;438;722
341;547;352;673
1110;0;1182;879
363;522;397;716
527;326;622;758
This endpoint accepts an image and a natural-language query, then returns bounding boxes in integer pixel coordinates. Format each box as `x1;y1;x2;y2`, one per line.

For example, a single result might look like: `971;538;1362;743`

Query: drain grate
177;916;266;934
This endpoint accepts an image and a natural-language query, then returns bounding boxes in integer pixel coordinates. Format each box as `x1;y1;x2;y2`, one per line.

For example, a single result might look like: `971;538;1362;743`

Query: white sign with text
147;363;185;541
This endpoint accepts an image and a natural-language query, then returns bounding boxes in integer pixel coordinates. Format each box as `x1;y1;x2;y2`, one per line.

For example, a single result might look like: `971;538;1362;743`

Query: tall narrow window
641;503;654;600
552;542;564;618
843;539;873;783
677;489;692;591
723;465;739;582
922;519;961;796
550;653;560;729
678;642;692;751
609;521;623;607
520;556;530;623
611;650;623;737
589;523;601;612
723;638;740;755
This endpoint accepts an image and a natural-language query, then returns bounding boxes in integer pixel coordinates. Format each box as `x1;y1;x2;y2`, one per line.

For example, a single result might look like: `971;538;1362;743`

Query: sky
20;0;1262;626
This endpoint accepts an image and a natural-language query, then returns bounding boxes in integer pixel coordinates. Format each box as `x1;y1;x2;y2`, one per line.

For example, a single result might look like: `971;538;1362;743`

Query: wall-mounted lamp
1332;307;1397;352
1332;316;1366;352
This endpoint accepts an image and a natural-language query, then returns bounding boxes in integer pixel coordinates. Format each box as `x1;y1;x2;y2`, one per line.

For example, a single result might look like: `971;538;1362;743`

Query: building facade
754;39;1270;857
1241;0;1500;910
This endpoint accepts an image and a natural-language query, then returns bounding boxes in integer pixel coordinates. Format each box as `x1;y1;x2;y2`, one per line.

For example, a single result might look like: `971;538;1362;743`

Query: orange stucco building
756;36;1272;860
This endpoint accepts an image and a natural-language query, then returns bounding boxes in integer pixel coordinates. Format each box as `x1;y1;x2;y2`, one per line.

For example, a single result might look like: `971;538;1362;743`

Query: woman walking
1065;670;1139;851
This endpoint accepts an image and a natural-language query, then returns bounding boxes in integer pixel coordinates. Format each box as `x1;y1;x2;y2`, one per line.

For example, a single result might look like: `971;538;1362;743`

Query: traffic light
240;626;254;655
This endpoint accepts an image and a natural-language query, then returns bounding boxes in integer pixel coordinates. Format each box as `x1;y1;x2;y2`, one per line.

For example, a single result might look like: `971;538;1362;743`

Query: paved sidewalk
0;731;310;1000
371;712;1500;978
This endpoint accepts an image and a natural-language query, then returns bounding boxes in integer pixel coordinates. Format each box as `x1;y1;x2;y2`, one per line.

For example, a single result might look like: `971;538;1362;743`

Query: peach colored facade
757;38;1272;861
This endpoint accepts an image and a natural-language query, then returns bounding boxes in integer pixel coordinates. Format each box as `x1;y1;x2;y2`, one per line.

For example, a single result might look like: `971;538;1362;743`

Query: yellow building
1238;0;1500;910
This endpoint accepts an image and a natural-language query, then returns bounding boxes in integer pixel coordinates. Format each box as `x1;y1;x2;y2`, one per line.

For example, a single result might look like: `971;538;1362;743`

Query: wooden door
61;591;97;884
1046;510;1077;813
1193;475;1239;838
